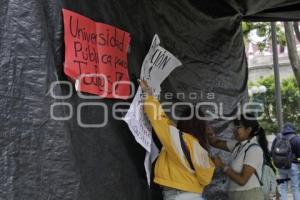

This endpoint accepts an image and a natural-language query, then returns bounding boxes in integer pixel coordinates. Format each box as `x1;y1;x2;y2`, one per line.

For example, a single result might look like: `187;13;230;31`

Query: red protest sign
62;9;131;99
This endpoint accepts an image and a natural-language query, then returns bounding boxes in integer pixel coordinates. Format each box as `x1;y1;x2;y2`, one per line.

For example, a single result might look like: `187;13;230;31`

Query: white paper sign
124;87;153;151
144;141;160;185
123;34;182;184
140;35;181;96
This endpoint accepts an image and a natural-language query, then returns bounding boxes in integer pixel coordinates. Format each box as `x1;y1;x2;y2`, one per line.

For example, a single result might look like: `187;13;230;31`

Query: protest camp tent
1;0;300;199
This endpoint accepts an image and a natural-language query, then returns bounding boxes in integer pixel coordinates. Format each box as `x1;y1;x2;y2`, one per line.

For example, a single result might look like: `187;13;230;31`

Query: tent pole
271;22;284;132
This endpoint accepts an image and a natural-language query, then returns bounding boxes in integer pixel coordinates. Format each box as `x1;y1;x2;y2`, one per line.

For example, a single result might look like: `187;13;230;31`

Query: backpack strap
279;133;296;143
232;142;241;152
284;134;297;160
243;143;260;160
286;134;297;142
179;131;195;171
272;133;296;153
243;143;264;186
254;171;263;186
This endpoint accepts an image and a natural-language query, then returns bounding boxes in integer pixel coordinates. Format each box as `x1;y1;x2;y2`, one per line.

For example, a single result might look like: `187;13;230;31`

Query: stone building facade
247;43;299;82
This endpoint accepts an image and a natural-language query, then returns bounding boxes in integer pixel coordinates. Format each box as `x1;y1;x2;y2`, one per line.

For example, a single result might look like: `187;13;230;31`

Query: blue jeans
162;188;204;200
279;163;300;200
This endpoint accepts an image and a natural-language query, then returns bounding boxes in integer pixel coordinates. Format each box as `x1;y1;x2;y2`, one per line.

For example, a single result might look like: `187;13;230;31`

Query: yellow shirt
144;96;215;193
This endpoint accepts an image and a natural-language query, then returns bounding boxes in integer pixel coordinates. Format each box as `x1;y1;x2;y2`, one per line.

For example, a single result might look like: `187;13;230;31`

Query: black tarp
1;0;300;200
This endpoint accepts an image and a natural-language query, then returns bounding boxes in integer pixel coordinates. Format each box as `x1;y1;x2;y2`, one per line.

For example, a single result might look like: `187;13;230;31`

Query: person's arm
224;165;256;186
143;95;174;150
207;128;230;152
213;157;256;186
139;79;172;147
291;137;300;160
213;145;262;186
139;80;186;164
211;138;230;152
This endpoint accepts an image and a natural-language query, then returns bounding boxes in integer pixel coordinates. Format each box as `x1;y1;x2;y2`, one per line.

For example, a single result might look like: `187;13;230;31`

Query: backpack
260;165;277;200
244;144;277;199
271;133;296;169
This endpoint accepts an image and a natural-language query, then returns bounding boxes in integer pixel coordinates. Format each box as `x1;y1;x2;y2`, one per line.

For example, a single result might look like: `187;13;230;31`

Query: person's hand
211;156;225;169
138;79;153;95
207;127;217;145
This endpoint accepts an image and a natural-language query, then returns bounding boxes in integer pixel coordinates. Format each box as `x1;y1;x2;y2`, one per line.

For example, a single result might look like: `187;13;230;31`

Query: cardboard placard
63;9;131;99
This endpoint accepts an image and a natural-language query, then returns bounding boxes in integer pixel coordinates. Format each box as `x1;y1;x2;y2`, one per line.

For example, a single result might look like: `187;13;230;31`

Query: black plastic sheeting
1;0;300;200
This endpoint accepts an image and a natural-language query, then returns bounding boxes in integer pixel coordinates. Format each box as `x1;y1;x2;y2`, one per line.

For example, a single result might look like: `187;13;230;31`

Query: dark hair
176;107;209;151
234;113;276;172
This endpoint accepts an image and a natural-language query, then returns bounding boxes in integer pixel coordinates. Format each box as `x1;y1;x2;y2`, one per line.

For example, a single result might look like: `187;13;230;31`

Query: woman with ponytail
208;113;275;200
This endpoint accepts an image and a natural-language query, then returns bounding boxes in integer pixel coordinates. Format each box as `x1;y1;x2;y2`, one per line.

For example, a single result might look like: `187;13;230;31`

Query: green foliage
281;78;300;124
249;76;300;134
241;22;286;52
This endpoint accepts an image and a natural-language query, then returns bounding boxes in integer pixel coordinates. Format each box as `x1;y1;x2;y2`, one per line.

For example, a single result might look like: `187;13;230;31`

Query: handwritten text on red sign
63;9;131;99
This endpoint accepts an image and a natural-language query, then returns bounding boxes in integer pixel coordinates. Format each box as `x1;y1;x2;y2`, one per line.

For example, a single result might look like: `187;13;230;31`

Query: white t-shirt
226;137;263;191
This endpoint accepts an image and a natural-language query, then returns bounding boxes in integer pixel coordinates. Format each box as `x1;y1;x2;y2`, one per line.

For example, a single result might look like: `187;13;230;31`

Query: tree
284;22;300;86
293;22;300;42
249;76;300;134
242;22;286;52
242;22;300;87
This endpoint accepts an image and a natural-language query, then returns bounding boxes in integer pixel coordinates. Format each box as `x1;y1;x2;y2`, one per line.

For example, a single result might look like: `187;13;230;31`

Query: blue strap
179;131;195;171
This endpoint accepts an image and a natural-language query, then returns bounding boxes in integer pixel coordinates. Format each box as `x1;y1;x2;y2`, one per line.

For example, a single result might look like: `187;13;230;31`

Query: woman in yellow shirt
139;79;215;200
